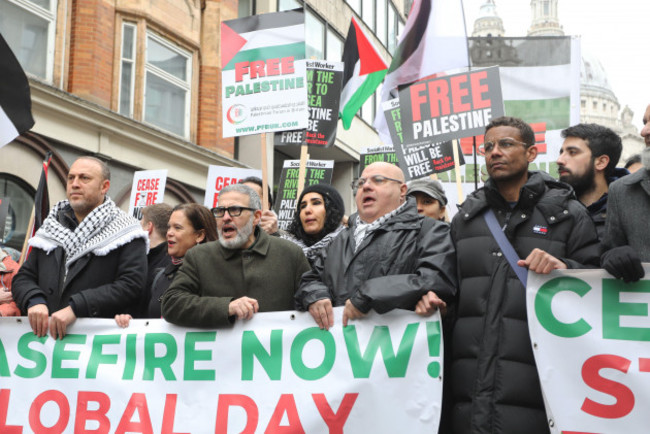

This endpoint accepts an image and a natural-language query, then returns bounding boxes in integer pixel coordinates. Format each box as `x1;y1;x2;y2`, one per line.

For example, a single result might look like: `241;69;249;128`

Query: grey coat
296;197;457;313
603;168;650;261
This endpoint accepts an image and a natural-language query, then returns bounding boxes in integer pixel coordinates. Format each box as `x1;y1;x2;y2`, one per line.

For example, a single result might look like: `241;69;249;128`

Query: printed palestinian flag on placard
0;33;35;148
220;9;308;137
339;17;388;130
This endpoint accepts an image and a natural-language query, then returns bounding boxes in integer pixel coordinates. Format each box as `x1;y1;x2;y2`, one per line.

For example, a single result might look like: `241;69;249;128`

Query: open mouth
362;196;375;205
221;225;237;237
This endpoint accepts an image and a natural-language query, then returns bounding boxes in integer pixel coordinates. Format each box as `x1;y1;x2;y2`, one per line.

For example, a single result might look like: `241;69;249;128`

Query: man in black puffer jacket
296;162;457;330
448;117;601;434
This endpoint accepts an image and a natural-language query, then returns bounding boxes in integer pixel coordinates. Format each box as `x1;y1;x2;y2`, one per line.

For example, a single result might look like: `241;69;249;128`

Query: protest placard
397;66;505;145
203;166;262;209
274;60;343;148
0;308;443;433
128;170;167;220
382;98;465;181
358;145;399;176
527;266;650;433
221;9;308;137
274;159;333;230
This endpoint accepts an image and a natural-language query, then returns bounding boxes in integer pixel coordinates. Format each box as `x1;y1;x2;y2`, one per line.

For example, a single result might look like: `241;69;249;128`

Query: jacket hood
458;171;576;221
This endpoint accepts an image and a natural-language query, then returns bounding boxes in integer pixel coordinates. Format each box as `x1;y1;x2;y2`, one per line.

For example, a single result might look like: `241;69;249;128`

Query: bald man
296;162;457;329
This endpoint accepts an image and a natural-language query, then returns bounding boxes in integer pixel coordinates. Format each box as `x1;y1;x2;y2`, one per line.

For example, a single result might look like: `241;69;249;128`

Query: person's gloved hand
601;246;645;283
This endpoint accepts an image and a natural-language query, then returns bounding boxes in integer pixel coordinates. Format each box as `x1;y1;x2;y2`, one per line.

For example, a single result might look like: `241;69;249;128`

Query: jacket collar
459;171;575;222
221;226;269;259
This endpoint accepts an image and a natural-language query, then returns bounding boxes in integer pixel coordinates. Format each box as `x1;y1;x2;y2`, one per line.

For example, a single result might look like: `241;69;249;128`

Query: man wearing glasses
161;184;309;327
295;161;457;330
447;116;600;433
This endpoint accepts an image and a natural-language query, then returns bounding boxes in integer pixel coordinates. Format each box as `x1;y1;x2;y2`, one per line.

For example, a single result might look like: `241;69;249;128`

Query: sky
462;0;649;129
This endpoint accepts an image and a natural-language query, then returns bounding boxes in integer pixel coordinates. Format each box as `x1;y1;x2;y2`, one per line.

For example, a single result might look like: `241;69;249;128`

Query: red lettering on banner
581;354;634;419
531;123;548;154
0;390;22;433
75;391;111;433
235;57;295;82
409;82;428;122
312;393;358;434
115;393;154;434
162;394;190;434
215;394;258;434
450;75;471;113
427;80;451;117
29;390;70;434
266;394;305;433
470;70;490;109
137;178;160;192
215;177;239;190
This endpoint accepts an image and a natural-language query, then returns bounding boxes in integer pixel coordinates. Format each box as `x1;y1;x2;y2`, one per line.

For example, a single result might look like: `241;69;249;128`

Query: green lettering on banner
290;327;335;380
143;333;177;381
52;334;86;379
343;323;419;378
0;339;10;376
241;329;283;381
14;332;47;378
123;334;137;380
535;276;592;337
185;331;217;381
87;334;121;379
603;279;650;341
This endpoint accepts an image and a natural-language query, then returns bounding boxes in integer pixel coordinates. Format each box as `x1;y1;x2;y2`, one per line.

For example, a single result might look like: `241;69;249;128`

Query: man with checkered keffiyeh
13;157;148;339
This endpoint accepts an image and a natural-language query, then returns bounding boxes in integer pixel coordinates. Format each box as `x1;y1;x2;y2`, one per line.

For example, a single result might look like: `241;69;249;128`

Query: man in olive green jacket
161;184;310;327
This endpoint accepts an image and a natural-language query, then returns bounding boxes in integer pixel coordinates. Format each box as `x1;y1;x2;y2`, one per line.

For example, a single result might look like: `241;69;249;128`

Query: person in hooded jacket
448;116;601;434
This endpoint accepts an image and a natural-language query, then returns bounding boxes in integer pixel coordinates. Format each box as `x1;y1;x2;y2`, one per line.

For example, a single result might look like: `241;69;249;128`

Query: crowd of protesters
1;109;650;434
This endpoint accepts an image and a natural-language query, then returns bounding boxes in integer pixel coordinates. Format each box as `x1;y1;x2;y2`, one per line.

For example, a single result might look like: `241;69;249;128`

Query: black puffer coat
296;197;457;313
448;171;600;434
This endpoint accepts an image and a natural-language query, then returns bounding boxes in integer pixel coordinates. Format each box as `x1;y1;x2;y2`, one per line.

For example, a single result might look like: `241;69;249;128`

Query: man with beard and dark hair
448;116;601;434
556;123;627;239
599;103;650;283
161;184;309;327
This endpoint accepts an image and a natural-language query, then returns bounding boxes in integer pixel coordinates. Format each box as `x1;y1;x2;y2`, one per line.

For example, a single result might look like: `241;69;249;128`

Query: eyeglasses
211;206;256;218
479;138;529;154
351;175;402;192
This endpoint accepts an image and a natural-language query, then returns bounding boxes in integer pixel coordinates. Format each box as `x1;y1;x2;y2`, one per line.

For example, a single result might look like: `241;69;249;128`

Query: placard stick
297;144;309;199
19;209;35;266
452;139;464;204
262;133;271;211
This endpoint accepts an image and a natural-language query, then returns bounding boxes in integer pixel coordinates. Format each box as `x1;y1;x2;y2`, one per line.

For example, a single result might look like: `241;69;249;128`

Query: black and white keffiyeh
281;225;345;262
353;200;407;251
29;198;148;269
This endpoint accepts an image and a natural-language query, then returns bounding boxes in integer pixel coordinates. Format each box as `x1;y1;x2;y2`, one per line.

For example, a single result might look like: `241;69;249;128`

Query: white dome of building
580;49;620;130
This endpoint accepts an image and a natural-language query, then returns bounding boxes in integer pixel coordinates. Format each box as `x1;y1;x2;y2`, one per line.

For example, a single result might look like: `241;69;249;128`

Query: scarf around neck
29;198;148;269
353;201;407;252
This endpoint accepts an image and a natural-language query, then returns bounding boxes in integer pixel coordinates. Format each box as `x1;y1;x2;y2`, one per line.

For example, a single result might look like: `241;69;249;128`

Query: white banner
0;308;443;433
203;166;262;209
128;169;168;220
527;266;650;433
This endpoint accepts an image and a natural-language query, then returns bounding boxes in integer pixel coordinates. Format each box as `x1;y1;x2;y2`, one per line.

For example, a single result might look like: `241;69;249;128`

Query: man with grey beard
600;103;650;282
161;184;309;327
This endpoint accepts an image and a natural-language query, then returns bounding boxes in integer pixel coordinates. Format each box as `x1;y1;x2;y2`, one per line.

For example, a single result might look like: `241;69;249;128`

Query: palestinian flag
21;151;52;264
374;0;468;143
339;17;388;130
0;33;35;149
469;36;580;132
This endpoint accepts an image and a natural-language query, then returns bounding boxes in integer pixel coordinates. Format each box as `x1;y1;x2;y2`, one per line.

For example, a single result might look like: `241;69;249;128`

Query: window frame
1;0;58;81
142;31;193;138
118;21;137;118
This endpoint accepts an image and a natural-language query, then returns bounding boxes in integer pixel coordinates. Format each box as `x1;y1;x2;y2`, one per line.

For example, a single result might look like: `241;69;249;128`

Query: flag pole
459;0;478;191
262;134;271;212
452;139;464;205
18;210;35;266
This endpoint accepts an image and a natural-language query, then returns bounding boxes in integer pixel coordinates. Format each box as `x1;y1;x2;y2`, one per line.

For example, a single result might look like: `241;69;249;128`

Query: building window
143;32;192;138
362;0;375;32
376;0;387;46
326;28;343;62
119;22;137;117
238;0;255;17
346;0;361;15
0;0;57;81
279;0;300;10
305;10;325;60
387;3;398;54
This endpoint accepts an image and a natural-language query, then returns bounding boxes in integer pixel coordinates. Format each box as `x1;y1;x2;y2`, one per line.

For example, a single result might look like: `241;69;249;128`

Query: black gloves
601;246;645;283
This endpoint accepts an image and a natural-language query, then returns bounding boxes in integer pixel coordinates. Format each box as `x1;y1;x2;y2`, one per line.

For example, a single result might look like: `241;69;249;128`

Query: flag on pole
374;0;469;142
20;152;52;264
0;34;35;149
339;17;388;130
